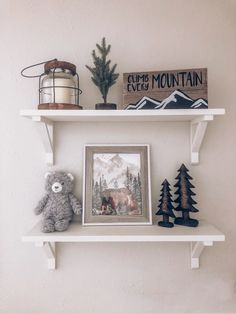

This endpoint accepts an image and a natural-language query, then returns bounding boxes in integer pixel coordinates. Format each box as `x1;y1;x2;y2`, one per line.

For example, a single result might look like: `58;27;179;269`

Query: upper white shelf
20;108;225;122
22;220;225;270
20;108;225;165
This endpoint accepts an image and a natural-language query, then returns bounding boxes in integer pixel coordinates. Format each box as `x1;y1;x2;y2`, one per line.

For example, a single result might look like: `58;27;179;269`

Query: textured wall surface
1;0;236;313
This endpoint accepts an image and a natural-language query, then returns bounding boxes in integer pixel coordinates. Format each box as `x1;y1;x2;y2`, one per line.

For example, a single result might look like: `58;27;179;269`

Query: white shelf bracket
190;241;213;269
190;115;214;164
32;116;54;166
35;242;56;270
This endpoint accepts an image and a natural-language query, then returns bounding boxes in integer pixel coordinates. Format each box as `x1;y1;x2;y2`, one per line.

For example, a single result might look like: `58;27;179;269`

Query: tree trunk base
95;103;117;110
158;221;174;228
174;217;199;227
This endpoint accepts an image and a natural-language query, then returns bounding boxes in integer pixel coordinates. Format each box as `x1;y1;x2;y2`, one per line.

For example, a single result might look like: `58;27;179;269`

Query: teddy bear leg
54;219;70;232
41;218;55;233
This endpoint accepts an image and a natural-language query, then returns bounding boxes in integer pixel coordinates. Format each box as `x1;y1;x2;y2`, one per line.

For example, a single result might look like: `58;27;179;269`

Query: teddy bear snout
52;182;63;193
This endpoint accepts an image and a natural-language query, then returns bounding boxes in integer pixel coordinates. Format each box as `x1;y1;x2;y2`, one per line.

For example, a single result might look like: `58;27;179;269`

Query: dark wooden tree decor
156;179;176;228
174;164;199;227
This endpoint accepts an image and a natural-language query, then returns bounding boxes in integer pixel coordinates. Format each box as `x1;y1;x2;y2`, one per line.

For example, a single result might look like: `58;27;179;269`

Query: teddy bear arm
34;194;49;215
68;193;82;215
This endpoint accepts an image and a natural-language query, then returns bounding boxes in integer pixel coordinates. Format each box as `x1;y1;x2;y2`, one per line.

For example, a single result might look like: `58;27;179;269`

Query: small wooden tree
174;164;199;227
156;179;176;228
86;37;119;109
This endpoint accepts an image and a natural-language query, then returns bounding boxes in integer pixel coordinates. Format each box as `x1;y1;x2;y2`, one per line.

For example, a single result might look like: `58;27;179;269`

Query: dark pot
95;103;117;110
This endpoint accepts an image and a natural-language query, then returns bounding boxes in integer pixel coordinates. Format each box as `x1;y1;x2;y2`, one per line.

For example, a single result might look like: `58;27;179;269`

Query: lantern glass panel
41;70;78;104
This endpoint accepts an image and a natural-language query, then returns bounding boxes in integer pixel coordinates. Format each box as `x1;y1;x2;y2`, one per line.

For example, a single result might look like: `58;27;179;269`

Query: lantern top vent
44;60;76;76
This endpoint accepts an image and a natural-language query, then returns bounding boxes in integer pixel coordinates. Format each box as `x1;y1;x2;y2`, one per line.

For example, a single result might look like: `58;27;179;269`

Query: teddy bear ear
67;173;74;181
44;172;52;179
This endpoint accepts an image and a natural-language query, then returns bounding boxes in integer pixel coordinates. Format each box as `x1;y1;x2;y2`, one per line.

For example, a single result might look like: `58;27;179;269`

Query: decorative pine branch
86;37;119;104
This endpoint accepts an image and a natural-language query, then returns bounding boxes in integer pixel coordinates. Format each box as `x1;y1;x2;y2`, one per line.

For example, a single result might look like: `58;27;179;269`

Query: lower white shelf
22;220;225;270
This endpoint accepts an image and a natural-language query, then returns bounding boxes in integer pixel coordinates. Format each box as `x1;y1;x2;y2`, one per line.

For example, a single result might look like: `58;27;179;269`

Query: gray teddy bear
35;171;82;232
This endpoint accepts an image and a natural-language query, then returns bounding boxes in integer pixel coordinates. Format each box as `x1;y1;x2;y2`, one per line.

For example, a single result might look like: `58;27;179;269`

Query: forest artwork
92;153;142;216
83;145;152;225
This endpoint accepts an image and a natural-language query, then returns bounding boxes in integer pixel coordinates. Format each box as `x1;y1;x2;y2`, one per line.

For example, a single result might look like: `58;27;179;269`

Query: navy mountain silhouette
125;89;208;110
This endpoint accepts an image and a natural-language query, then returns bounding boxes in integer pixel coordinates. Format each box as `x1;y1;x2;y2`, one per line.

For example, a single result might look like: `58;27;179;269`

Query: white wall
1;0;236;313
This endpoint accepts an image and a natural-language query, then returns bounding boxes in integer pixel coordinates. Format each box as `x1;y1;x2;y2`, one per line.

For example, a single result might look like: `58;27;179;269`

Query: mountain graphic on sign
125;89;208;110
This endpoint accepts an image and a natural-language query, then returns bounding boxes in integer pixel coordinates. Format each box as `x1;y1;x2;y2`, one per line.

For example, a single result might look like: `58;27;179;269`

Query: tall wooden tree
156;179;176;228
174;164;199;227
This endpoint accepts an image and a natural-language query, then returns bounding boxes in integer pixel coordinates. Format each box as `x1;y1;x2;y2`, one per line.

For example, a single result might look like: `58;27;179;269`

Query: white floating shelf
22;220;225;270
20;109;225;165
20;108;225;122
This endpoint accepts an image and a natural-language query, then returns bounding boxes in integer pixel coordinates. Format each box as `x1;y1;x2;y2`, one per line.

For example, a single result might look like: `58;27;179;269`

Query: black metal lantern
21;59;82;109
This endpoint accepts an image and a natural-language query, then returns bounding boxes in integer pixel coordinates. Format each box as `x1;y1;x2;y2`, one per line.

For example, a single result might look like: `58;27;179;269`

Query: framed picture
83;144;152;225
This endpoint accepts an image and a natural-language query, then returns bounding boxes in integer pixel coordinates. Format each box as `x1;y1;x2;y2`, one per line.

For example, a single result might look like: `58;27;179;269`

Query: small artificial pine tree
174;164;199;227
86;37;119;109
156;179;176;228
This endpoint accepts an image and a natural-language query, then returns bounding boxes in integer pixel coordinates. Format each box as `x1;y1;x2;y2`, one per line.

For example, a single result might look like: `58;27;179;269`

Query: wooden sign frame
123;68;208;110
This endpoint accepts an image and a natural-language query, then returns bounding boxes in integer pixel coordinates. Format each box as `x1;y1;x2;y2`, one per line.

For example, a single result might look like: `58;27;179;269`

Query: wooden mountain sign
123;68;208;110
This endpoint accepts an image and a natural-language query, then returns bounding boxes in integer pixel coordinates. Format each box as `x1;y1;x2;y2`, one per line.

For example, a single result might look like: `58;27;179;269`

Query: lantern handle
21;59;57;78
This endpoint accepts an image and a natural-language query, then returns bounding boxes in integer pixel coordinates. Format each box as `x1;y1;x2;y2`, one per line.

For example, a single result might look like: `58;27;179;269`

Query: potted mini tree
86;37;119;110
